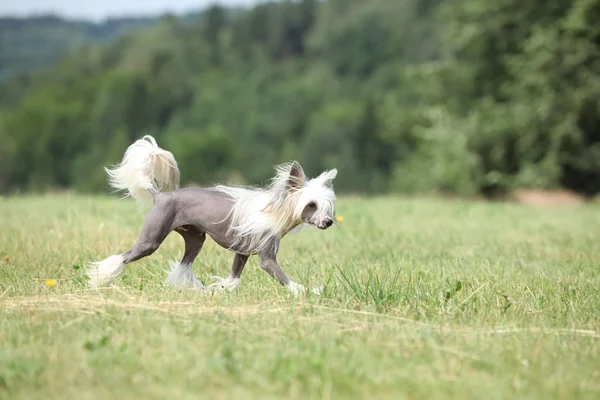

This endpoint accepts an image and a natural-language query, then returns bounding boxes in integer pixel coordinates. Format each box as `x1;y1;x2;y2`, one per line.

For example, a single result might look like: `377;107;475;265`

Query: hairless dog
87;136;338;296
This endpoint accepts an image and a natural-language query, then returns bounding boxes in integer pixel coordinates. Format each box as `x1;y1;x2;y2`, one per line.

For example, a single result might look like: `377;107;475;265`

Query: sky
0;0;258;21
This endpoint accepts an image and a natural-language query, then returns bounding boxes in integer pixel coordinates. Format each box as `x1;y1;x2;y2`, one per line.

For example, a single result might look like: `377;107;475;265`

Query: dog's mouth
310;220;333;230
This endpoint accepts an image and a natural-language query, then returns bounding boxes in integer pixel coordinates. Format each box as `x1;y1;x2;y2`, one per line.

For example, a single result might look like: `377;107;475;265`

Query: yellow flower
2;255;8;262
336;216;344;223
45;279;57;288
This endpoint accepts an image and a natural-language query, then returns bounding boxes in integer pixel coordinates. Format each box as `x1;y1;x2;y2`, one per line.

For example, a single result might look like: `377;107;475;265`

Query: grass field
1;194;599;399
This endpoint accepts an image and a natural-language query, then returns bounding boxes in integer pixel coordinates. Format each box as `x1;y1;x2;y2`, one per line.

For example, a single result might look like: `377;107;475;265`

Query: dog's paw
165;261;204;290
207;276;240;293
286;281;307;297
311;284;324;296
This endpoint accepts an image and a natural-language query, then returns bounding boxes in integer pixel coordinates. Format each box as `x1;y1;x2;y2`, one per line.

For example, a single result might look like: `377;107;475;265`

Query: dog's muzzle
317;217;334;230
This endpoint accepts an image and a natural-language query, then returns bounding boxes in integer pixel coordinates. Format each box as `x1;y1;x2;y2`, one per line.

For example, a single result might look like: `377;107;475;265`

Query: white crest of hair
165;261;204;290
105;135;180;207
215;162;337;254
87;254;125;287
300;169;338;218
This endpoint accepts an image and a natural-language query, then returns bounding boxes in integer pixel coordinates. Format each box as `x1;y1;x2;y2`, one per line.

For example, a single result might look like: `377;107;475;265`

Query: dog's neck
268;211;302;238
262;193;303;238
281;220;302;237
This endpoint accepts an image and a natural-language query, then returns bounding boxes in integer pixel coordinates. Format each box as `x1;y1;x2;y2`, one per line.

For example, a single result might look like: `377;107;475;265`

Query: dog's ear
287;161;306;190
318;168;338;188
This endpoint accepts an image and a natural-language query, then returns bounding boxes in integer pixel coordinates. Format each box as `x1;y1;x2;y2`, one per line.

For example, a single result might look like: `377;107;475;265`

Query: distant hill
0;14;203;78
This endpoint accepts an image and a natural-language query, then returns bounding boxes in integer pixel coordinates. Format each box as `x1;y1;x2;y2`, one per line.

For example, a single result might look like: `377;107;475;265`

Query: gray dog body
88;136;338;295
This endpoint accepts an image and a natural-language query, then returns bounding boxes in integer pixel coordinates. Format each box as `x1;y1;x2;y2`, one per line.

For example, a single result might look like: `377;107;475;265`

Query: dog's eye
307;202;317;210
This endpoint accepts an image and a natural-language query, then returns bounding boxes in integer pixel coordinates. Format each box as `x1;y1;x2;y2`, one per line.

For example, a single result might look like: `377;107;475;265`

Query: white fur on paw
311;284;324;296
87;255;125;288
165;261;204;290
207;276;240;292
287;281;306;296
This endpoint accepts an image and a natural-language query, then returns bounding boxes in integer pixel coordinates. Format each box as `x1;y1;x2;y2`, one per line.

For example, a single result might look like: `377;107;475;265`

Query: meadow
0;194;599;399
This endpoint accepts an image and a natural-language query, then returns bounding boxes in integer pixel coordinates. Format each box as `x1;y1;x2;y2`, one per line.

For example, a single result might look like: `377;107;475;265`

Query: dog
87;135;338;296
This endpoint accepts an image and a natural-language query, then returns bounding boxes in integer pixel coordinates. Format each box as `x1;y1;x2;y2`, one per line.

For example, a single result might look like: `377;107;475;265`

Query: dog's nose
324;217;333;227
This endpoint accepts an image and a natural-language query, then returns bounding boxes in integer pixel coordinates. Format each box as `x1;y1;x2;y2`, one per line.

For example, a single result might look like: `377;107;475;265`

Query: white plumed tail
105;135;180;206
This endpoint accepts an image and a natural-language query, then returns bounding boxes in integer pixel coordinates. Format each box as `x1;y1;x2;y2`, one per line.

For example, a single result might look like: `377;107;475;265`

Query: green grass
1;194;599;399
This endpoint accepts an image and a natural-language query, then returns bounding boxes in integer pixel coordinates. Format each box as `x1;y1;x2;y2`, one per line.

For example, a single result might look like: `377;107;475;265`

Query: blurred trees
387;0;600;196
0;15;159;78
0;0;599;197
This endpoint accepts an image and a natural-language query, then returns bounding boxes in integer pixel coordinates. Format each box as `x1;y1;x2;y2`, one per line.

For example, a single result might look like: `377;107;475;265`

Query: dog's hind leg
165;226;206;290
87;204;174;287
208;253;249;292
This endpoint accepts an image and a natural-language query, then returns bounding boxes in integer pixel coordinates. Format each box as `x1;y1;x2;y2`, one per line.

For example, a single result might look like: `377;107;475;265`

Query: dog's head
270;161;337;230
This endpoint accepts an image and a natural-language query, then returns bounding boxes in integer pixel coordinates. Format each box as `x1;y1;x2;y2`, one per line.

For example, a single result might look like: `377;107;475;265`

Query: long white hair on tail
105;135;180;206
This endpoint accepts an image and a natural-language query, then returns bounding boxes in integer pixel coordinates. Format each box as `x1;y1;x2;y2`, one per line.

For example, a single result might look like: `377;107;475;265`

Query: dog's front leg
259;252;306;296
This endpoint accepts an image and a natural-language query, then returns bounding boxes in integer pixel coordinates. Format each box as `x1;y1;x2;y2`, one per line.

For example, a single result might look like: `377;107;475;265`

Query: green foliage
388;0;600;196
0;0;599;196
